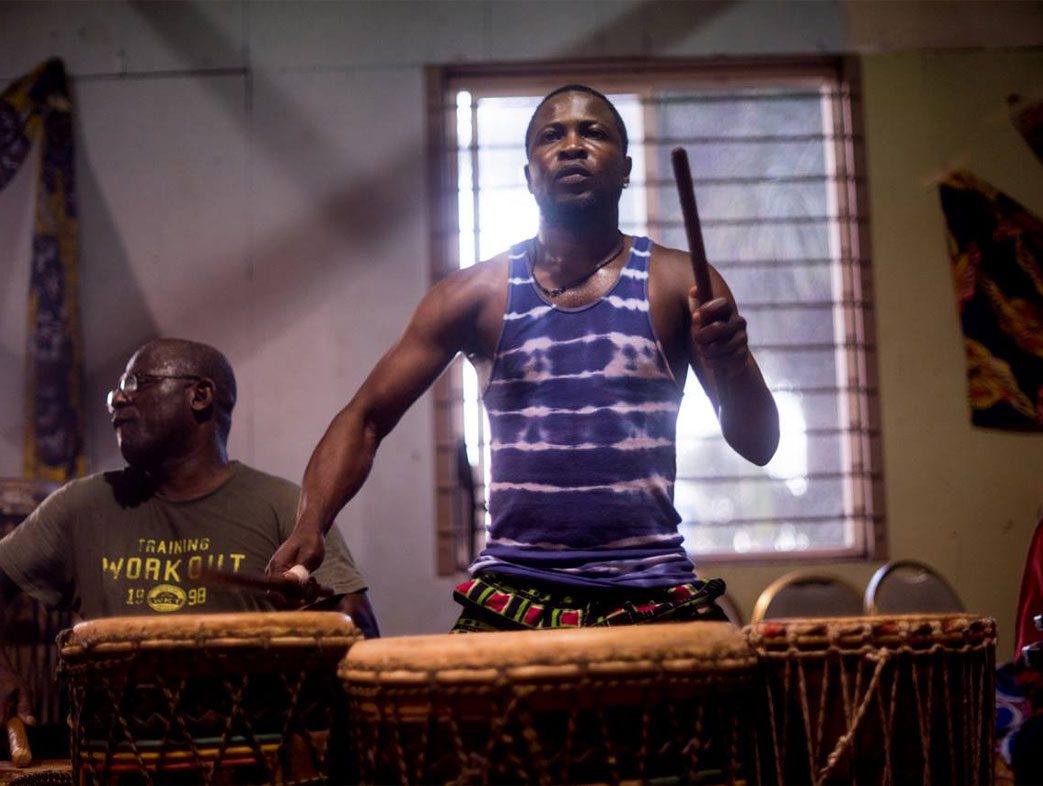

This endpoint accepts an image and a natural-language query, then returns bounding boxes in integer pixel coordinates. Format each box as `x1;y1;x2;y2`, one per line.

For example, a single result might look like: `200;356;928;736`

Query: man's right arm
0;488;75;730
267;264;496;577
0;569;34;730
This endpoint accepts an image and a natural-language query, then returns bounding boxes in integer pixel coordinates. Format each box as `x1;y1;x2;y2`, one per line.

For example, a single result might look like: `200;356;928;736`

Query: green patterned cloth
452;572;727;633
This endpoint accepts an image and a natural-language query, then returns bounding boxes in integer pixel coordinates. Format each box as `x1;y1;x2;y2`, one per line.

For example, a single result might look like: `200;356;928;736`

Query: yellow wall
719;50;1043;655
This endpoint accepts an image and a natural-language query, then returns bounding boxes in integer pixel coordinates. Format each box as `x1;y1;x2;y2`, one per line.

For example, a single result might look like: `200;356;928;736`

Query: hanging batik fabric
1009;93;1043;164
939;169;1043;430
0;58;86;479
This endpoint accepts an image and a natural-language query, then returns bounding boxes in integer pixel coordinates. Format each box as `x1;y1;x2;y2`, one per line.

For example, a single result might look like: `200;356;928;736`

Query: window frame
427;56;885;575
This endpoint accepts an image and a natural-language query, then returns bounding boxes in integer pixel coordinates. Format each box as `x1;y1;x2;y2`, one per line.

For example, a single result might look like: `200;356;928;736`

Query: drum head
59;612;361;786
343;622;756;785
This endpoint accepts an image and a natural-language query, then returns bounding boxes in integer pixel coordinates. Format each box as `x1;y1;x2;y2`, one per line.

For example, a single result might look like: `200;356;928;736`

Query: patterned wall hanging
0;58;86;479
940;169;1043;430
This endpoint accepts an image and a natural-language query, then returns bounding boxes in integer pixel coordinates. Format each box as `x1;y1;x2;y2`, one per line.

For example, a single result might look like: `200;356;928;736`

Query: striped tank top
470;235;697;589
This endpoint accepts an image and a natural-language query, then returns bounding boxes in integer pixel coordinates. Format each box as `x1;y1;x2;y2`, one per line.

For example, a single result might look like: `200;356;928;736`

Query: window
430;58;883;573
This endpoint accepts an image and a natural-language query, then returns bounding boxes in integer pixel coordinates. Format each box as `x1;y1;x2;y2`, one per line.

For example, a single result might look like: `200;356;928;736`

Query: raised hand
689;287;751;379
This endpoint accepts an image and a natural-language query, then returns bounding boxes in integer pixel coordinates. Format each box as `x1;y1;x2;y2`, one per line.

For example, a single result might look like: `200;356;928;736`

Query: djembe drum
341;621;755;785
58;612;361;785
746;614;996;785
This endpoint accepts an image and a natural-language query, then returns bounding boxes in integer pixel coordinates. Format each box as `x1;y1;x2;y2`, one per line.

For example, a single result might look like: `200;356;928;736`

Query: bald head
135;338;237;442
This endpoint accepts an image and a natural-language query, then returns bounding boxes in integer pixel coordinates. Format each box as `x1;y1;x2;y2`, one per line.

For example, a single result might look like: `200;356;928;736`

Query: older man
0;338;377;732
271;84;779;631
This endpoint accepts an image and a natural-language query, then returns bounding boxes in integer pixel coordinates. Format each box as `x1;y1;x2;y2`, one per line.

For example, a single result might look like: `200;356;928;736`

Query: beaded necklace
529;233;625;298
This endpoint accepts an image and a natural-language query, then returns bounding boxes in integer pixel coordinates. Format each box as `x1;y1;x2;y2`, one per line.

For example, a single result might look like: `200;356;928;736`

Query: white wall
1;0;1041;637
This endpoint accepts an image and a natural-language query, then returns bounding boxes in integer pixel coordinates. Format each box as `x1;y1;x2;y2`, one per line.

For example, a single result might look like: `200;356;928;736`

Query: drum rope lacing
345;638;754;785
748;616;995;786
59;623;354;786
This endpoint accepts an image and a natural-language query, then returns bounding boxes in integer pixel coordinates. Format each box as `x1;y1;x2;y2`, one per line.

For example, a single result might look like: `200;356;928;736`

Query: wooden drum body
747;614;996;785
341;622;755;785
58;612;361;786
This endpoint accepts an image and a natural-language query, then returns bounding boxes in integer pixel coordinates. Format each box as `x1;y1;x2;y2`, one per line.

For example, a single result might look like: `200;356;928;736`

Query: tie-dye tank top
470;235;697;589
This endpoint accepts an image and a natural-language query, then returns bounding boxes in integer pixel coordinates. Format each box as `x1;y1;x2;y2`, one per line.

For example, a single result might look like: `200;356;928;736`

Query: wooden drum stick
670;147;713;305
6;717;31;767
198;568;334;602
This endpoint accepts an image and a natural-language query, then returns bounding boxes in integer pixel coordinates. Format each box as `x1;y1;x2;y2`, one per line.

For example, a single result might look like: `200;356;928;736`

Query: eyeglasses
106;372;203;411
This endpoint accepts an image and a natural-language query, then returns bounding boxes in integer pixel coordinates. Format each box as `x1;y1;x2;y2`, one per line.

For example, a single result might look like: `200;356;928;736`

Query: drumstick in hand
198;568;334;603
6;717;31;767
671;147;713;305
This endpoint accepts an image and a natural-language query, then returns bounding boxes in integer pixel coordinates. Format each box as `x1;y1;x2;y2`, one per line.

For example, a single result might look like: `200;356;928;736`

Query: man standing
270;84;779;631
0;338;377;731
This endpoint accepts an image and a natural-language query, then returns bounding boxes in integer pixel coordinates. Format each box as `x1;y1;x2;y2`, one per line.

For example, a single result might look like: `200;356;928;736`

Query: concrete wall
1;0;1041;641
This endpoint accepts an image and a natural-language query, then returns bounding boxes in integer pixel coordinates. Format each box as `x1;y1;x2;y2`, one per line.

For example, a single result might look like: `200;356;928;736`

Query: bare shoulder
470;251;512;357
431;252;508;302
417;252;508;320
416;250;510;359
465;252;511;291
648;239;687;265
647;239;731;299
647;240;696;303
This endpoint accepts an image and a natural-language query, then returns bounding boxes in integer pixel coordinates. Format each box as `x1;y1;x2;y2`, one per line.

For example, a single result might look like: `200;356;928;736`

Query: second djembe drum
58;612;361;785
746;614;996;785
341;621;755;785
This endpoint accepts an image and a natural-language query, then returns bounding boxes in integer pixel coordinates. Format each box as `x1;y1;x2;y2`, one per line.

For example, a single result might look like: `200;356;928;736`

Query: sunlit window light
456;91;476;269
765;389;809;497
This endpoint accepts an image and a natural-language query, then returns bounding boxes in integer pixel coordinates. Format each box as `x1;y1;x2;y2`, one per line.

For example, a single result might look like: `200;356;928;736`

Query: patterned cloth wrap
939;169;1043;431
452;572;726;632
996;658;1043;782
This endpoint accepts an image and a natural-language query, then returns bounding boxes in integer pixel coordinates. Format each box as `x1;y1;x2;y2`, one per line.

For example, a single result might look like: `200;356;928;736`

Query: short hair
142;338;237;442
524;84;629;156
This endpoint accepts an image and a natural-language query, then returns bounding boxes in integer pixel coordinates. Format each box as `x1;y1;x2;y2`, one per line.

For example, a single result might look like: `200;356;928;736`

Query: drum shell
747;614;996;786
58;612;361;786
341;621;756;785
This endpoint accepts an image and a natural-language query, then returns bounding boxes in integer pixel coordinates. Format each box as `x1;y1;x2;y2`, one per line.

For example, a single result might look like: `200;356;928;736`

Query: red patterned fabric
451;572;726;633
1015;517;1043;658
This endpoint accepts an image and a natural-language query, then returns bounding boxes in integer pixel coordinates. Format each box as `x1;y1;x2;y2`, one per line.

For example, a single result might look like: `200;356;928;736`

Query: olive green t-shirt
0;462;365;619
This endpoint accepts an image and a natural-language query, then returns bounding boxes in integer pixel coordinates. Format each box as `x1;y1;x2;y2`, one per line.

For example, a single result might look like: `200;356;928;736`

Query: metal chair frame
716;591;744;627
863;559;964;615
750;569;863;623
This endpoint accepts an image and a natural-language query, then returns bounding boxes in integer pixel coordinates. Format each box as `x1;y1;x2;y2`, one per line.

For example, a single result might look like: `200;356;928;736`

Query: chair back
864;559;964;615
751;570;862;623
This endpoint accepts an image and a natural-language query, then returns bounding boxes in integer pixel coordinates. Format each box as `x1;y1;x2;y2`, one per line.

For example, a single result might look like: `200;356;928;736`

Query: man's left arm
269;479;380;637
314;526;380;638
688;266;780;466
333;592;380;639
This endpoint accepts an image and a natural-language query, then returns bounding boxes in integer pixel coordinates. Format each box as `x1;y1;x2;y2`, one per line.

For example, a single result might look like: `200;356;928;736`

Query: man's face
108;346;198;467
525;91;632;221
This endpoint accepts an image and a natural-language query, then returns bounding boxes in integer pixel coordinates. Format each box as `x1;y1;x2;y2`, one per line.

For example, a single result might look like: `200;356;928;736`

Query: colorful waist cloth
451;572;727;633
